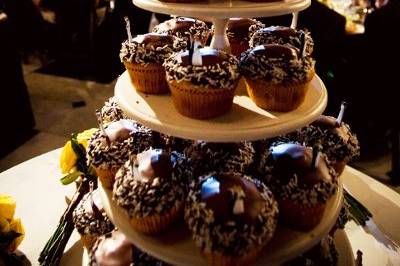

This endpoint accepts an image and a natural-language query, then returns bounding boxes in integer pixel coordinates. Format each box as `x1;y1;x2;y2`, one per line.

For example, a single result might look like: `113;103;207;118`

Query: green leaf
60;171;83;185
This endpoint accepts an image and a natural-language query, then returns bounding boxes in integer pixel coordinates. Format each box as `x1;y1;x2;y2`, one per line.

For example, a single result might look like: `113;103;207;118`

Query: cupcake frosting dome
250;26;314;56
226;18;264;44
99;97;127;124
87;119;154;168
153;17;209;43
164;48;240;89
120;33;187;65
73;189;114;236
185;173;278;255
239;44;315;84
113;149;185;218
258;143;338;206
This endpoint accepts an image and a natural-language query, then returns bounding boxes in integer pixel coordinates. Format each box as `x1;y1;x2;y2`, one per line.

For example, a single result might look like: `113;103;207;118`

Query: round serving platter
132;0;310;19
115;71;327;142
99;179;343;266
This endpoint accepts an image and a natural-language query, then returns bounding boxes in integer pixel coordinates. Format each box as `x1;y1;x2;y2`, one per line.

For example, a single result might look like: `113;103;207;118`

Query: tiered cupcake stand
99;0;347;265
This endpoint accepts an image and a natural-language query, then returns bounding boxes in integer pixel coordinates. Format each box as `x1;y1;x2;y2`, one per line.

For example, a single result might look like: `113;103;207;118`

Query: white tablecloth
1;149;399;266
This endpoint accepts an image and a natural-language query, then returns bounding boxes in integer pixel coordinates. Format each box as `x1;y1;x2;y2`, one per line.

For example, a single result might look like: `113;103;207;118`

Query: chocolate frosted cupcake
113;149;186;234
184;141;255;177
89;230;167;266
164;47;240;119
250;26;314;56
259;143;337;231
99;97;127;124
226;18;264;57
153;17;210;46
185;172;279;266
240;44;315;111
298;115;360;175
120;33;187;94
73;189;114;250
87;119;154;189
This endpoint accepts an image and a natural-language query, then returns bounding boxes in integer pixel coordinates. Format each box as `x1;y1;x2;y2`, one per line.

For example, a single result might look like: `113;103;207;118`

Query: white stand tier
132;0;310;51
99;179;343;266
115;71;327;142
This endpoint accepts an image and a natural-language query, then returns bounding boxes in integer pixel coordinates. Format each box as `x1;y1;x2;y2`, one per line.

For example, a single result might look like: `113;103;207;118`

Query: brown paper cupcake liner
95;166;120;190
168;80;238;119
129;201;183;234
333;159;348;176
245;70;315;112
278;198;326;231
124;61;169;94
203;241;266;266
80;234;98;251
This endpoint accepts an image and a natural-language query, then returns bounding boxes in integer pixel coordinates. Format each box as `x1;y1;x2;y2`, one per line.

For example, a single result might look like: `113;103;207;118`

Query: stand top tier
131;0;311;19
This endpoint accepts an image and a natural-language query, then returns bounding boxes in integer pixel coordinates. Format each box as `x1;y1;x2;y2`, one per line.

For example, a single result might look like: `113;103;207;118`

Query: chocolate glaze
312;115;350;142
166;17;197;34
94;231;134;266
180;47;226;66
200;173;263;224
227;18;257;39
133;33;174;48
136;149;175;181
104;119;136;143
258;26;297;39
271;143;332;185
251;44;298;60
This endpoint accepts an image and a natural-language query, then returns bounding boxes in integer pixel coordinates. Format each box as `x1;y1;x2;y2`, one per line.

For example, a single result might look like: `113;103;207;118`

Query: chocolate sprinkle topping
185;173;278;256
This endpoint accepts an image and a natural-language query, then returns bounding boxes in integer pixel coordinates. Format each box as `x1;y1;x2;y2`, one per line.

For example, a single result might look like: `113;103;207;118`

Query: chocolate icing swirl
99;97;127;124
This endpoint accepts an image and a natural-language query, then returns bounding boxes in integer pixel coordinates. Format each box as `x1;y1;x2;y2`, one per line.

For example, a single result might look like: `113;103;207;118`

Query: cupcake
184;141;255;177
250;26;314;56
153;17;210;47
240;44;315;111
259;142;337;231
98;97;127;124
87;119;154;189
299;115;360;175
120;33;187;94
185;172;279;266
89;230;167;266
72;189;114;250
226;18;264;57
113;149;186;234
164;46;240;119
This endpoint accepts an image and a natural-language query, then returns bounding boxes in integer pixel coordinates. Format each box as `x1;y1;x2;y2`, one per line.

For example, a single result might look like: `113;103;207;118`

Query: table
1;149;399;266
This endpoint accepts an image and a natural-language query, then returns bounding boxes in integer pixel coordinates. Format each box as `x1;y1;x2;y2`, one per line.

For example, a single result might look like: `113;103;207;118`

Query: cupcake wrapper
333;160;348;176
203;242;265;266
95;166;120;190
245;71;314;112
168;80;237;119
80;234;98;251
278;198;326;231
124;61;169;94
229;39;249;58
129;202;183;234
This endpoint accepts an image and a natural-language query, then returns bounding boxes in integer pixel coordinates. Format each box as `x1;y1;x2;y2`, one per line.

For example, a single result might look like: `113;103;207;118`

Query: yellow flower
0;194;16;220
7;218;25;252
0;215;10;232
59;128;97;174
